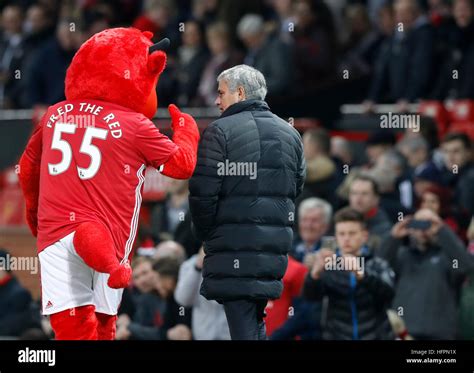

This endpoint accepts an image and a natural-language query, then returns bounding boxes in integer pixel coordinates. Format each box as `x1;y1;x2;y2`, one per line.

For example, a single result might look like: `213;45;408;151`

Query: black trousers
223;299;268;340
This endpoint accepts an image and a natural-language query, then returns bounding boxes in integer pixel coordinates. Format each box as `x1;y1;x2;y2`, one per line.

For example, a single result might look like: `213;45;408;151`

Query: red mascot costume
18;28;200;340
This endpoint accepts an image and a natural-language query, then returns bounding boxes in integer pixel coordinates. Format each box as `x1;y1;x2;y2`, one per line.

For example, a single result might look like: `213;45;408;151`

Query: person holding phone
379;208;474;339
303;207;395;340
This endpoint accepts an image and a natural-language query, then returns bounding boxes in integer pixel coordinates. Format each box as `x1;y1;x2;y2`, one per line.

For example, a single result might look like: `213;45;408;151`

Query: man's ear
238;86;246;100
148;50;167;76
362;229;369;244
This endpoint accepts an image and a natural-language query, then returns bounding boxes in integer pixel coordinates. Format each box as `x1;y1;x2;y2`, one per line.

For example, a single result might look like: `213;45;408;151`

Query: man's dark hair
442;132;472;150
305;128;331;154
334;207;367;228
131;255;152;270
152;256;180;281
351;174;380;196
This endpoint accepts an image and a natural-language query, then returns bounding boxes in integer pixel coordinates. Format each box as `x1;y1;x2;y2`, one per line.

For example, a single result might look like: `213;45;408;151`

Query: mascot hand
160;105;200;180
168;104;199;136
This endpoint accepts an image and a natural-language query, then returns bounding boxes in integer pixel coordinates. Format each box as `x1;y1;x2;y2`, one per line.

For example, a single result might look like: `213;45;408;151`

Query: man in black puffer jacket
189;64;305;340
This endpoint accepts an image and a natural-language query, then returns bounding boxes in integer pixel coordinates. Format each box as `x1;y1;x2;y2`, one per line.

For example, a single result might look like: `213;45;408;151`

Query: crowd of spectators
1;0;474;111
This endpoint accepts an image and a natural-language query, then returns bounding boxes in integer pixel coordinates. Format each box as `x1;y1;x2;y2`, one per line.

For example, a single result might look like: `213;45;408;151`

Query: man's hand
362;100;375;114
116;314;131;329
167;324;192;340
115;326;131;340
391;216;412;239
416;208;443;237
195;246;205;270
115;314;131;340
310;248;334;280
343;253;364;280
396;99;410;113
303;252;317;269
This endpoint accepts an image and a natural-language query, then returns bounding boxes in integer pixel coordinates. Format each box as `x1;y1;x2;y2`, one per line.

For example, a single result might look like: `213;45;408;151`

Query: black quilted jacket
189;99;305;302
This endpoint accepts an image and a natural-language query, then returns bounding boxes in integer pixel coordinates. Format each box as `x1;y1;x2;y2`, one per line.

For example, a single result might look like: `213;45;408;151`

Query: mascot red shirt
18;28;200;340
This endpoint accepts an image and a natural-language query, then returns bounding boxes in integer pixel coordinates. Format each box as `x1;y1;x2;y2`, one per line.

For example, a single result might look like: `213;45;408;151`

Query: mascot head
65;28;168;119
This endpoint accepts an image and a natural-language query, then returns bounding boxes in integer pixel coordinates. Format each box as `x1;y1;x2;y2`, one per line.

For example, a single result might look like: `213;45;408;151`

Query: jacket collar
220;99;270;118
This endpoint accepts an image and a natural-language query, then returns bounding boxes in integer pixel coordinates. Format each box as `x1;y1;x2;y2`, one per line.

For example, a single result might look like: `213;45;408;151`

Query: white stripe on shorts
121;164;146;264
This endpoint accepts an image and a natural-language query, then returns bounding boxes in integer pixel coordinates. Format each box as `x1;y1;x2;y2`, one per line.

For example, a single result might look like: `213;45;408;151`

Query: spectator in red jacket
265;256;308;337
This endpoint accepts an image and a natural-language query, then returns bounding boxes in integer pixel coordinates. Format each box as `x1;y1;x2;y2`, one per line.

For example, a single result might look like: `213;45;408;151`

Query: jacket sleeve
18;120;44;237
296;138;306;197
358;257;395;303
135;107;200;180
303;273;326;301
135;116;179;168
378;235;403;272
127;295;164;340
457;171;474;217
404;27;434;101
189;124;226;241
174;255;201;307
368;41;390;102
159;301;192;340
437;225;474;278
265;40;293;95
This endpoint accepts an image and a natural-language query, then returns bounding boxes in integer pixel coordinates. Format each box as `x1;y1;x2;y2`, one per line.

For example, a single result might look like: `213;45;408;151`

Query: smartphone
407;220;432;230
321;236;337;252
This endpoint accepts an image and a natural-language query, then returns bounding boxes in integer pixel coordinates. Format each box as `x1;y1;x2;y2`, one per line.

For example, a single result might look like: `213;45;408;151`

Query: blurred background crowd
1;0;474;340
0;0;474;113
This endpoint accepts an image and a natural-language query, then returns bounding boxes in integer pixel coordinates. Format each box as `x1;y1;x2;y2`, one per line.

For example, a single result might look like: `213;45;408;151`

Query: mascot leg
50;305;98;340
73;222;132;289
96;313;117;340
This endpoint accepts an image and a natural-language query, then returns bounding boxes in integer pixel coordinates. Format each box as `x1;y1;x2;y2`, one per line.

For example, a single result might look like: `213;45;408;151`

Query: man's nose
215;96;220;106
